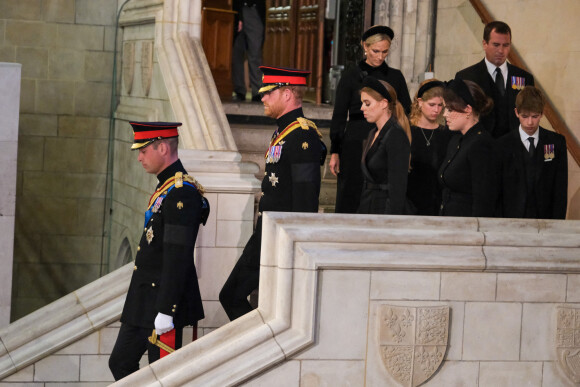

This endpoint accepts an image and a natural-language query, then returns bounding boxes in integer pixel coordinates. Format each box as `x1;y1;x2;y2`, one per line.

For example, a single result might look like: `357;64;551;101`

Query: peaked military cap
258;66;310;94
362;25;394;42
130;121;181;150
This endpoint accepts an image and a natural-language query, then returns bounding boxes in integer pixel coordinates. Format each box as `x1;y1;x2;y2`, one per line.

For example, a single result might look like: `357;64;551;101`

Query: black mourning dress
330;60;411;213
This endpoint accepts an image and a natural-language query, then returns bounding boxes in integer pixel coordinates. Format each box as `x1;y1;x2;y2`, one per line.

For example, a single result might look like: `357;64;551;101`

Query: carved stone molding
141;41;154;96
122;41;135;95
379;305;449;386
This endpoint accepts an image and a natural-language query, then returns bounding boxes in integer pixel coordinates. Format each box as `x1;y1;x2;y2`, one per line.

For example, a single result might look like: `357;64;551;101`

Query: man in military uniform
219;66;326;321
109;122;209;380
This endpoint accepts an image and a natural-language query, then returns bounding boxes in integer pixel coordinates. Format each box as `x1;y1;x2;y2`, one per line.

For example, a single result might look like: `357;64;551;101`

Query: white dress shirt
485;58;508;88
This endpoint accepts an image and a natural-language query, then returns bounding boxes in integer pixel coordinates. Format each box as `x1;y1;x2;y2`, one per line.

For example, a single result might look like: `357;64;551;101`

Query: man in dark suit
109;122;209;380
456;21;534;138
232;0;266;101
219;66;326;321
498;86;568;219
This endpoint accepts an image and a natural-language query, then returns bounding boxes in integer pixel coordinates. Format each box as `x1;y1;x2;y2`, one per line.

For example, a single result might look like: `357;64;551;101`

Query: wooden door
263;0;325;103
201;0;235;99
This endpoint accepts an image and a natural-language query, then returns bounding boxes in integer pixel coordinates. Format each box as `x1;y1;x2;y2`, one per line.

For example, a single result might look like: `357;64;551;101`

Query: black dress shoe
251;94;262;102
232;92;246;101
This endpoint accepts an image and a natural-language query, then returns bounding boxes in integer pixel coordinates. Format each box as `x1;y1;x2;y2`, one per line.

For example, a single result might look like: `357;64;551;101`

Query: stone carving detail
379;305;449;387
556;306;580;383
122;41;135;95
141;41;154;96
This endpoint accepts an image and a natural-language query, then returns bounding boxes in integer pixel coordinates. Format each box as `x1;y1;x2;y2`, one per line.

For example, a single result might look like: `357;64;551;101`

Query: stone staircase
223;101;337;212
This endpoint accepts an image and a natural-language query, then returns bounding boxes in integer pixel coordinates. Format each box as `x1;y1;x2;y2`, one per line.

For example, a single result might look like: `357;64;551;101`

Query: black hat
258;66;311;94
362;25;394;42
129;121;181;150
446;78;475;107
361;76;392;102
417;80;445;99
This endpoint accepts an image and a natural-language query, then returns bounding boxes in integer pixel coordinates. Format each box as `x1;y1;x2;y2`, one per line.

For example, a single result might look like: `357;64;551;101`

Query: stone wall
0;63;20;328
433;0;580;219
0;0;119;320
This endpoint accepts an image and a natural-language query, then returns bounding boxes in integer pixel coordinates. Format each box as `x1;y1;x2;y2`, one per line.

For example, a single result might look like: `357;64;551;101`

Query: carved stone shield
378;305;449;387
556;306;580;383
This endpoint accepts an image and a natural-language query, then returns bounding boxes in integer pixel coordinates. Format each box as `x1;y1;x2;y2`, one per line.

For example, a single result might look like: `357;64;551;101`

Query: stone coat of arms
556;306;580;383
378;305;449;387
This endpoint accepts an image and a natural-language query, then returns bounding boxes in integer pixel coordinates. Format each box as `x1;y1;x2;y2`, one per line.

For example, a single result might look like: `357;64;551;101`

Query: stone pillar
179;150;260;331
374;0;436;95
0;63;20;327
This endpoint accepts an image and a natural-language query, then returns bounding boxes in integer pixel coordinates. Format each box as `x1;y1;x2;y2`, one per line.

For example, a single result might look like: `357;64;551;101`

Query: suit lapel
534;129;547;184
476;60;494;96
361;127;377;182
509;131;525;173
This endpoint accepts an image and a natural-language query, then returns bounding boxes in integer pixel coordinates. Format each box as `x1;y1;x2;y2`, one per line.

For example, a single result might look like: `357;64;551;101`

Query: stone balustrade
2;213;580;386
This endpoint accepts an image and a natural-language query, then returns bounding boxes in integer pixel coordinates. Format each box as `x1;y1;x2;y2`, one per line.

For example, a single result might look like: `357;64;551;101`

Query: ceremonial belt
363;181;389;191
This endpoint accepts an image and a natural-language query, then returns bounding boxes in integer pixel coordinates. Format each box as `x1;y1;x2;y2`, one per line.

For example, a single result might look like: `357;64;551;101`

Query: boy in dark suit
497;86;568;219
456;21;534;138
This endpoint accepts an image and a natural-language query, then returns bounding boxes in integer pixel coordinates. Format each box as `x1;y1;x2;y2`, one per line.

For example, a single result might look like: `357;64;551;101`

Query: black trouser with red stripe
109;323;183;381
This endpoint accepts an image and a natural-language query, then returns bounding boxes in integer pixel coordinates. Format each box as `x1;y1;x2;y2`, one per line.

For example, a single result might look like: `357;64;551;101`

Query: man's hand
154;312;174;335
329;153;340;176
238;21;243;32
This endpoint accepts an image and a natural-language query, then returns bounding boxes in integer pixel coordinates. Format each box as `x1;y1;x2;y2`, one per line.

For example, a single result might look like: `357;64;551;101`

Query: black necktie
495;67;505;96
528;137;535;158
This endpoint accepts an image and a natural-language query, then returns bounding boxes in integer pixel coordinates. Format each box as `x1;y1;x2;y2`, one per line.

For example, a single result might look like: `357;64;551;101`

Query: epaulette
297;117;316;130
297;117;323;139
174;172;206;195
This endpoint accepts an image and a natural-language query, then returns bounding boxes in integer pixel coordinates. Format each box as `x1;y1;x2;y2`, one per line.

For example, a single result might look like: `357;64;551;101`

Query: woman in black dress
357;77;412;215
438;78;497;217
408;79;451;215
329;25;411;213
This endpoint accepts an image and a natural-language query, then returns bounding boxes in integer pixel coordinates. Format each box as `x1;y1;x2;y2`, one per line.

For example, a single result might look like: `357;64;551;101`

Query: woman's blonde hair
409;79;445;126
363;33;392;48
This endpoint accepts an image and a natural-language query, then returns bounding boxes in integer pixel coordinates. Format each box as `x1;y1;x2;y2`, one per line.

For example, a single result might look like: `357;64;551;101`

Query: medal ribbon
144;180;196;227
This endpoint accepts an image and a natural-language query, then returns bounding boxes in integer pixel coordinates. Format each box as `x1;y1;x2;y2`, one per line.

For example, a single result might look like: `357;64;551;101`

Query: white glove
154;312;174;335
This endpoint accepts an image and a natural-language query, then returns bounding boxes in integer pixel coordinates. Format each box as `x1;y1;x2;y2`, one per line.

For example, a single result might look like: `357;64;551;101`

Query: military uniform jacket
357;116;411;215
260;107;325;214
121;160;205;329
497;127;568;219
438;123;498;217
456;59;534;138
